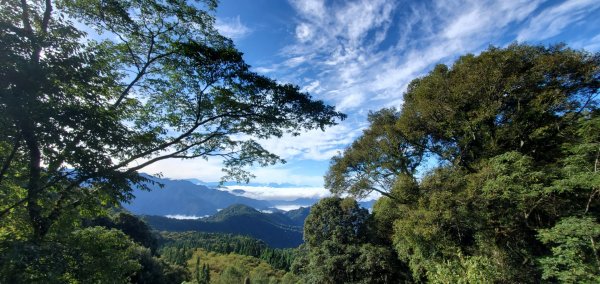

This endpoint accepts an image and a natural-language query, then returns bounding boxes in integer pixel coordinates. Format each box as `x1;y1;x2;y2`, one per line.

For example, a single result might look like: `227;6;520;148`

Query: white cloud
139;153;331;187
517;0;600;41
222;185;330;201
274;0;547;115
249;166;326;186
166;214;207;219
289;0;326;20
301;80;321;93
136;123;365;186
296;23;313;42
253;66;277;74
216;15;252;39
272;205;307;211
141;157;225;181
283;55;308;68
581;33;600;51
256;122;367;162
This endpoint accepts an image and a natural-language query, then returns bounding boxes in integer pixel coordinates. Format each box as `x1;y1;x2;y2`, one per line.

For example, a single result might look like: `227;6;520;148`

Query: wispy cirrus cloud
578;33;600;51
275;0;545;113
256;122;367;162
215;15;252;39
239;0;554;179
517;0;600;42
148;0;600;188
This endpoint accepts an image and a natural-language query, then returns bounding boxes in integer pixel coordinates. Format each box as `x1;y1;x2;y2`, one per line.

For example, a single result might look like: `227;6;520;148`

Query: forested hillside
145;204;305;248
159;232;296;271
184;249;298;284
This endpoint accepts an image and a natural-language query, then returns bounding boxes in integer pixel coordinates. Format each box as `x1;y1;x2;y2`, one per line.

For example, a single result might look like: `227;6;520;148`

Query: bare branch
115;32;141;71
110;111;239;169
111;50;173;109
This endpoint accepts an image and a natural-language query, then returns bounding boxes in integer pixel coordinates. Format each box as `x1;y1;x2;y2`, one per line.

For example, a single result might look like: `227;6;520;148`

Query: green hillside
144;204;304;248
184;249;299;284
159;231;296;271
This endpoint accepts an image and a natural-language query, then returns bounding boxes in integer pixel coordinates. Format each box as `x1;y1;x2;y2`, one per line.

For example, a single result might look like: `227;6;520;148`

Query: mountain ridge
144;204;306;248
123;177;272;216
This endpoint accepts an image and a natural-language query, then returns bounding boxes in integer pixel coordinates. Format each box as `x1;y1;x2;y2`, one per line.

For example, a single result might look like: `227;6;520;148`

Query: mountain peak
207;204;261;222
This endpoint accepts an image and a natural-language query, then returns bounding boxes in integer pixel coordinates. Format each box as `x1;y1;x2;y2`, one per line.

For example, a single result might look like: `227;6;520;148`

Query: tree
194;257;210;284
327;44;599;200
296;197;404;283
203;264;211;284
303;197;370;247
538;216;600;283
325;108;423;199
398;44;598;169
326;44;600;282
0;0;344;281
0;226;144;283
0;0;344;243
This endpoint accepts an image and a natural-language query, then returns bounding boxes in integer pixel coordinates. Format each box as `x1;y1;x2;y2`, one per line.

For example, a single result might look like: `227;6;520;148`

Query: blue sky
144;0;600;200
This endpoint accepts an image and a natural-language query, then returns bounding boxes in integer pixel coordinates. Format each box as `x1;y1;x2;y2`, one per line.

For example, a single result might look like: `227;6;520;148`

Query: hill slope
144;204;304;248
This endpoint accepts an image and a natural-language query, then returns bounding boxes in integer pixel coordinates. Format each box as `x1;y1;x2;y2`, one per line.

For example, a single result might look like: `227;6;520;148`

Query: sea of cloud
221;185;330;201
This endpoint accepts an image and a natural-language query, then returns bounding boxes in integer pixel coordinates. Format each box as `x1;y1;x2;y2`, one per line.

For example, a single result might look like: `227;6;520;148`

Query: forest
1;0;599;283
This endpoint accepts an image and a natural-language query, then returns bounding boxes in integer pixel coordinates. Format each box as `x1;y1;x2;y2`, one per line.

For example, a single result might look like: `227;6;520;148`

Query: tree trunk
21;121;46;242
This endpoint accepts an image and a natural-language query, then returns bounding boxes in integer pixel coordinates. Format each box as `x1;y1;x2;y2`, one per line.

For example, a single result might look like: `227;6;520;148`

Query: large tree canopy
399;44;599;168
327;44;599;198
325;108;424;199
325;44;600;282
294;197;404;283
0;0;344;243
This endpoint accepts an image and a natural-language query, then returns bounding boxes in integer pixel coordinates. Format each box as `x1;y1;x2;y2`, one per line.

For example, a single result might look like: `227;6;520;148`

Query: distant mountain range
185;178;309;188
124;176;377;247
144;204;309;248
123;177;272;216
124;176;376;217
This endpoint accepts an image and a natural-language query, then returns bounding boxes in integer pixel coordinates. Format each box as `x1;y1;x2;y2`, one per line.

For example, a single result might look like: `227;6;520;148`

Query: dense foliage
1;210;188;283
159;231;297;271
0;0;342;281
184;249;299;284
325;44;600;283
292;197;406;283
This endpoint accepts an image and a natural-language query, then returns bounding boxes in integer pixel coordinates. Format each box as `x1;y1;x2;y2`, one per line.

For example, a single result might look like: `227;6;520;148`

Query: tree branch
0;198;27;219
19;0;33;35
125;144;196;173
368;187;397;201
41;0;52;33
111;111;238;169
125;132;225;173
111;50;172;109
0;137;20;186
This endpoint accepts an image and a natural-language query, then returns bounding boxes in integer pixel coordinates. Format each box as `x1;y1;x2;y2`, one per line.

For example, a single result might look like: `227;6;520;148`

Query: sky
143;0;600;200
